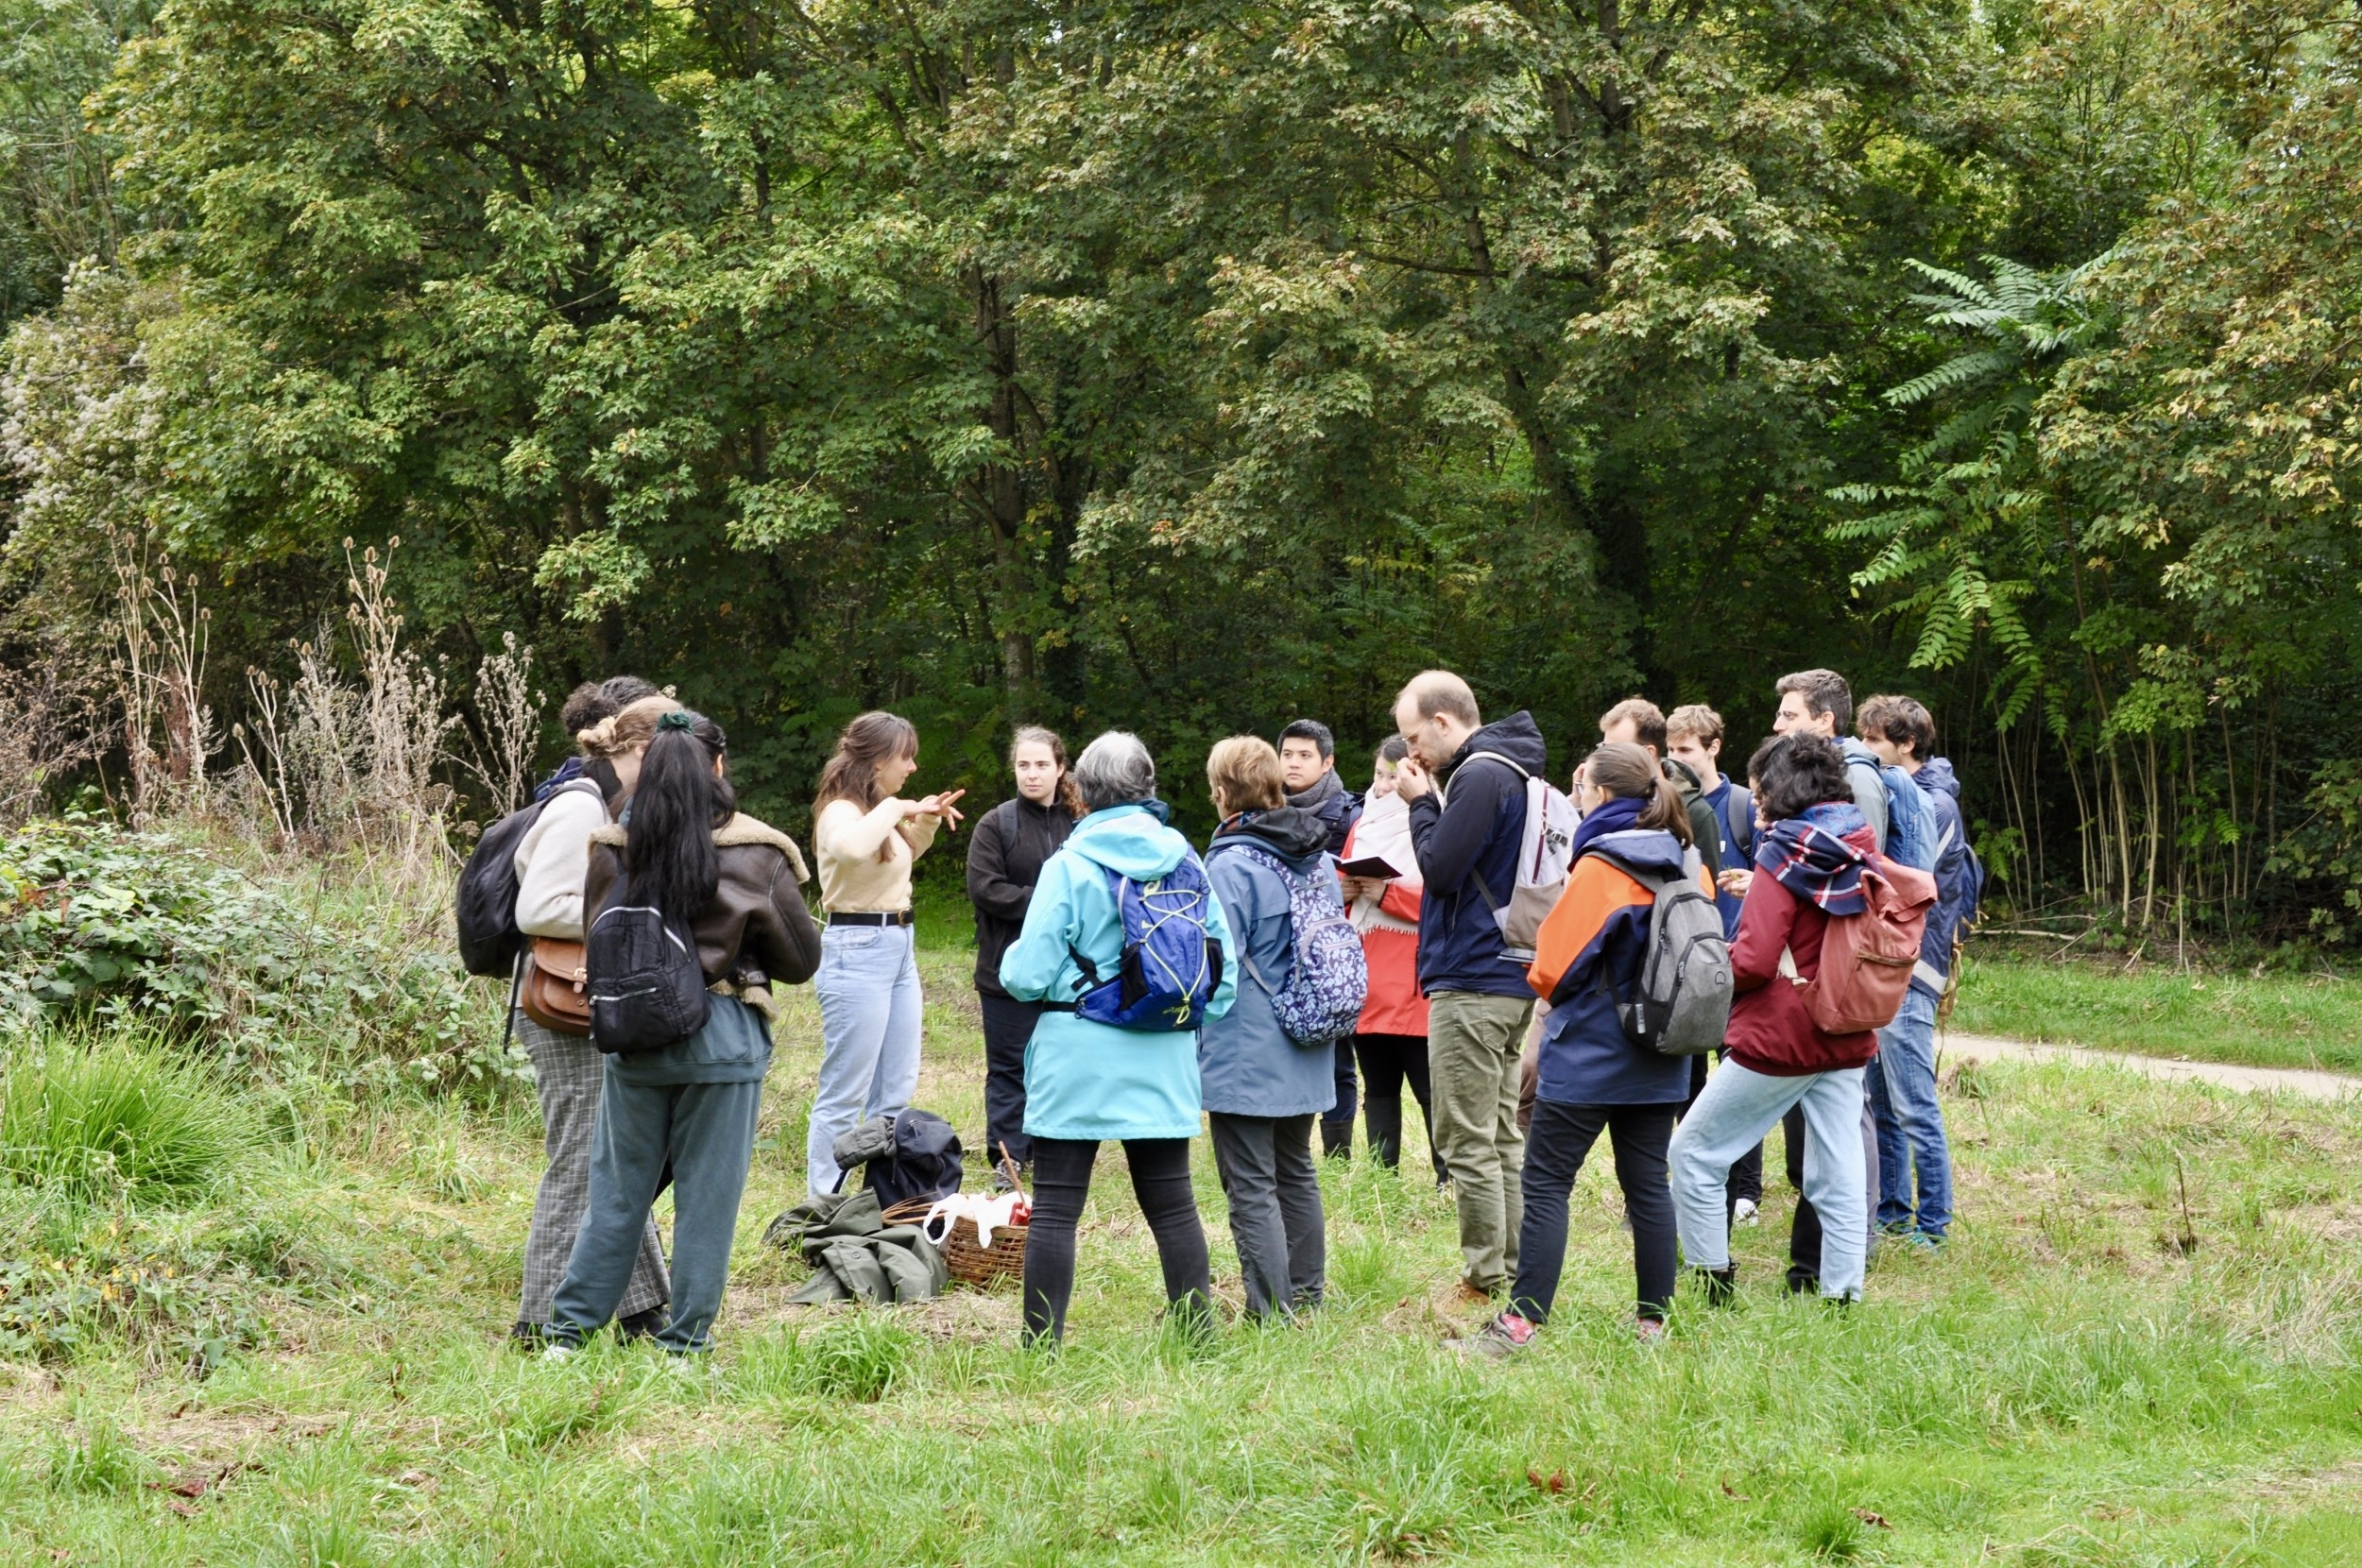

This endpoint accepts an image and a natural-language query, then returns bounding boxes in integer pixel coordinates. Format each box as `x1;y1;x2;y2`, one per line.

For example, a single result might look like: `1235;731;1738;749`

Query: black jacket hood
1215;806;1334;867
1447;709;1549;781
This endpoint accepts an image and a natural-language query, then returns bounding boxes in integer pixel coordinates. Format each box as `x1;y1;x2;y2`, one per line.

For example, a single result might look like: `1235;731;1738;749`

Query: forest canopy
1;0;2359;943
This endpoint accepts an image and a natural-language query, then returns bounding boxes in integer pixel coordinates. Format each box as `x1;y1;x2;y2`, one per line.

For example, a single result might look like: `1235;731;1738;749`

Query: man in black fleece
1279;716;1361;1155
1392;671;1544;1302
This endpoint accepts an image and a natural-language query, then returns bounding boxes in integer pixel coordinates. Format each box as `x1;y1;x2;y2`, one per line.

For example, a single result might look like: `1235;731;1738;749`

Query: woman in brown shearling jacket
545;707;820;1356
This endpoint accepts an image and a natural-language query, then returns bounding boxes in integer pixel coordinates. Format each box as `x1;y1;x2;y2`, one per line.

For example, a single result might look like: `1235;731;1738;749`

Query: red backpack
1804;856;1937;1035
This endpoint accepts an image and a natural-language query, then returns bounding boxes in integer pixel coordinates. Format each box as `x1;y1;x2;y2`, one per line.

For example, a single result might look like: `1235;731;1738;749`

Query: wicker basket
941;1215;1028;1288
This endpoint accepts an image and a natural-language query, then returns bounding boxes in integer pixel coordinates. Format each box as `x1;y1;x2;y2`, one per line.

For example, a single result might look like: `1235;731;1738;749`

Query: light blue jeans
1670;1060;1870;1300
1871;987;1953;1237
808;923;924;1196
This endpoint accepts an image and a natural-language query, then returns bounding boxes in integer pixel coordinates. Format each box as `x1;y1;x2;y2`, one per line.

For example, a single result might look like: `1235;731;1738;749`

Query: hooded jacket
1912;757;1973;998
1662;758;1726;892
966;793;1078;997
1525;818;1715;1106
1405;710;1548;998
1200;808;1344;1117
1285;768;1359;857
998;804;1239;1141
1724;817;1881;1075
1702;774;1749;939
585;812;823;1083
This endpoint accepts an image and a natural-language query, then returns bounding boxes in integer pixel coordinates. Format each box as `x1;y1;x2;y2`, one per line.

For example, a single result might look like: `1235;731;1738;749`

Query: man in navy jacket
1858;694;1970;1245
1392;671;1545;1302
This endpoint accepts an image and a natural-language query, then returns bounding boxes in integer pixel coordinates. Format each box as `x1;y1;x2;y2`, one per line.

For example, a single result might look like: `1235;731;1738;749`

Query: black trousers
1510;1100;1678;1324
976;991;1039;1168
1021;1136;1212;1344
1354;1031;1446;1179
1686;1052;1763;1205
1321;1037;1360;1150
1783;1096;1879;1292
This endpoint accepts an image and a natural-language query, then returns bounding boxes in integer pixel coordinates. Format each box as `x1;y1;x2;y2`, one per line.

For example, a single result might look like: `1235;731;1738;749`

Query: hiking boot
1447;1312;1536;1358
617;1308;669;1344
1732;1198;1760;1228
1363;1097;1403;1168
1446;1279;1497;1310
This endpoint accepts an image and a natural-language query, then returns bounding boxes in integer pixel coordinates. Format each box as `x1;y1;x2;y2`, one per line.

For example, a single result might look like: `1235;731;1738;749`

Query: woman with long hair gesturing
808;711;965;1196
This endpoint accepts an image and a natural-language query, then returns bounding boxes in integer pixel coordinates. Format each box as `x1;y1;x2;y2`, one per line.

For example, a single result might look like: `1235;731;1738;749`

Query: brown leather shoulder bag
521;937;591;1036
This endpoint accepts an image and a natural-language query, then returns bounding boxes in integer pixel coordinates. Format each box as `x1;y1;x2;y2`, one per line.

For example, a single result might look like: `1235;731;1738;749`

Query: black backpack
583;867;710;1054
454;779;604;977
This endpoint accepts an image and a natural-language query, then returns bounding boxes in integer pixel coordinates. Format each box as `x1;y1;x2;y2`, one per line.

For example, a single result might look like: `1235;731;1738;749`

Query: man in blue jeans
1857;694;1973;1247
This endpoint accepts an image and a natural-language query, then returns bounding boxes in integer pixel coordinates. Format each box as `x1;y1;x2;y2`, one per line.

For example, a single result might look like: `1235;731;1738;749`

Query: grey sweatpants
550;1070;764;1354
1208;1112;1326;1319
518;1014;668;1326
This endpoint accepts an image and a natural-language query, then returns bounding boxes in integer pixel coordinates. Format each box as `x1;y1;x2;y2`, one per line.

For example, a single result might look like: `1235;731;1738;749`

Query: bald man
1390;670;1548;1304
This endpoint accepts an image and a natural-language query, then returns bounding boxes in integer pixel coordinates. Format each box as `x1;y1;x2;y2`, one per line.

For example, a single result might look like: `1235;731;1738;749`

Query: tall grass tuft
0;1031;258;1202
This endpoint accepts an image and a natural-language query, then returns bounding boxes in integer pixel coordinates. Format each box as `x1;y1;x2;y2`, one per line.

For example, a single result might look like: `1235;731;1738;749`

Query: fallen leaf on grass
1526;1467;1566;1493
1721;1481;1753;1501
1853;1508;1891;1529
165;1500;197;1519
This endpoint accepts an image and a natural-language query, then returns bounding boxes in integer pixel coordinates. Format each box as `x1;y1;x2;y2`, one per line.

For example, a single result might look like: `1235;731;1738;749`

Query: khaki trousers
1427;992;1535;1290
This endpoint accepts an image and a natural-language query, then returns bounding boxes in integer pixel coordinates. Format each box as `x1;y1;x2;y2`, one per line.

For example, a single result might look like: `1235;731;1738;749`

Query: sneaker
1695;1266;1737;1308
1732;1198;1760;1227
1635;1316;1669;1345
506;1321;547;1352
540;1344;577;1365
1905;1231;1946;1253
1447;1312;1536;1358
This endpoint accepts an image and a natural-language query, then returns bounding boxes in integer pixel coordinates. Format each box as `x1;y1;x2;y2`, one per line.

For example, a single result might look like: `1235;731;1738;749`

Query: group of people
495;661;1977;1357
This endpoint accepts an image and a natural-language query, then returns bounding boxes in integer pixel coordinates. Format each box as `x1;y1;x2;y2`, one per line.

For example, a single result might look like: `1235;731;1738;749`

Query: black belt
829;910;915;928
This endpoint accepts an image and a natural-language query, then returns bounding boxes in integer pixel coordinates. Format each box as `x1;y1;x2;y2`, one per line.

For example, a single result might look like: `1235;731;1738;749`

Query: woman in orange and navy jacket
1451;742;1713;1356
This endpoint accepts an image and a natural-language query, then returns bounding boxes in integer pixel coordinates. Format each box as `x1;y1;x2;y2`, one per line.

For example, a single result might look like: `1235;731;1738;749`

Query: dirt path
1938;1031;2362;1102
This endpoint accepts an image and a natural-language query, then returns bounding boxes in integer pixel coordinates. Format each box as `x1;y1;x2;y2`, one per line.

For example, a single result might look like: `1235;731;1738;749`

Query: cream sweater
813;797;941;913
511;787;608;940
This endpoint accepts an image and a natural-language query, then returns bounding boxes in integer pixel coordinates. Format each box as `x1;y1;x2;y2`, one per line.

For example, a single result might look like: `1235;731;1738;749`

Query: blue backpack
1213;843;1369;1048
1846;751;1939;872
1066;854;1224;1031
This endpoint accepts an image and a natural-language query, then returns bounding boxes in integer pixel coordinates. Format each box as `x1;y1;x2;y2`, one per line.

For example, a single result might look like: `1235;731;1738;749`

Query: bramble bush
0;815;520;1095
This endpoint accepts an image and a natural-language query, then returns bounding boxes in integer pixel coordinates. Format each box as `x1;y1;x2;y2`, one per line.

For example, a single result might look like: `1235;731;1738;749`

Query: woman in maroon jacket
1668;733;1878;1304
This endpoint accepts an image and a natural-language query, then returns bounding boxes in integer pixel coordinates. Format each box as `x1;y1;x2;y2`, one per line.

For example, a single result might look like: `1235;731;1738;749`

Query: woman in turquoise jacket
1000;731;1237;1345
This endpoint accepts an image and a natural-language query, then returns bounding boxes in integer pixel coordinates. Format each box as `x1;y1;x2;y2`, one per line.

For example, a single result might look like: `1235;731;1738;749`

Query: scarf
1754;802;1872;914
1286;768;1344;812
1569;793;1647;861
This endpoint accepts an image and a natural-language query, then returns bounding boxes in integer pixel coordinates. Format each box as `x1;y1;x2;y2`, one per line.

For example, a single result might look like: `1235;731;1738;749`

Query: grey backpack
1588;850;1733;1056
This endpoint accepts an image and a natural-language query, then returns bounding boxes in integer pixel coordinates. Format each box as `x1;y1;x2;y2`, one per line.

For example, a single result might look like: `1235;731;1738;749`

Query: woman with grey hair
998;731;1238;1344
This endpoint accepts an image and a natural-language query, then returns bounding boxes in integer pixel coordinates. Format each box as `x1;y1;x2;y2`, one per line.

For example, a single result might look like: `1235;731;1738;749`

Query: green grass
1948;949;2362;1072
0;1030;258;1202
6;945;2362;1564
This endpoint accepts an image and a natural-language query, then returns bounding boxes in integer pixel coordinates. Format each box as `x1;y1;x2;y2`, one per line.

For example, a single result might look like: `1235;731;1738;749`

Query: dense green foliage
0;0;2357;935
0;818;514;1091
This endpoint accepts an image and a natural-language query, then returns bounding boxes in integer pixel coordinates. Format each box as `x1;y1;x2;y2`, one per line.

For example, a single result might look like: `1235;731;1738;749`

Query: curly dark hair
1745;732;1853;825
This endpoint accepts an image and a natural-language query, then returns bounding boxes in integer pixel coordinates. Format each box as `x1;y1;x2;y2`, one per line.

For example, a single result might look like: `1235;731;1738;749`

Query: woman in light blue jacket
1000;732;1237;1345
1200;736;1339;1320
